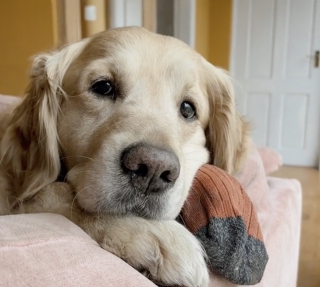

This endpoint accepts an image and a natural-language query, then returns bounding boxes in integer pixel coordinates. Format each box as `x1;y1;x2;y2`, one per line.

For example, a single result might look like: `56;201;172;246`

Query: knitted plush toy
177;164;268;286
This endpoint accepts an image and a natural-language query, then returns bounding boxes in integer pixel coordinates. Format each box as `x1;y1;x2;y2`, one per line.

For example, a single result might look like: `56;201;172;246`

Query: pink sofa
0;95;302;287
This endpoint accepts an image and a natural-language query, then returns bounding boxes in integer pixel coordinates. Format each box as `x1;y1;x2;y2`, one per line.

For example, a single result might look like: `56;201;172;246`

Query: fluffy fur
0;27;249;287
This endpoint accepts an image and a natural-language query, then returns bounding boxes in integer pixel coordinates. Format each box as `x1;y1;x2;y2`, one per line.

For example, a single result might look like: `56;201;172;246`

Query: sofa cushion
0;213;156;287
0;94;21;112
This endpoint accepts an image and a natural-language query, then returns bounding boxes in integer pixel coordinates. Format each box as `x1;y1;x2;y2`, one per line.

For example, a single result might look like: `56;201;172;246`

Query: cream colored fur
0;27;249;287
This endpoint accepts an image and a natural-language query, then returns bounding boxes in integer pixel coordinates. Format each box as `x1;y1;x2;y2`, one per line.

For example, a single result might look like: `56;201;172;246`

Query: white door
231;0;320;167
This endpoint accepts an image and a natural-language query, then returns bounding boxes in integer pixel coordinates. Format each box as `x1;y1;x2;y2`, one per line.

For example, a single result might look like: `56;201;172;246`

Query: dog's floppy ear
202;60;250;174
0;41;87;204
1;52;63;203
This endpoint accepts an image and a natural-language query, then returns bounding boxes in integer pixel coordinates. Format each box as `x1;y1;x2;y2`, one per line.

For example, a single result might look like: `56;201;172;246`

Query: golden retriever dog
0;27;249;287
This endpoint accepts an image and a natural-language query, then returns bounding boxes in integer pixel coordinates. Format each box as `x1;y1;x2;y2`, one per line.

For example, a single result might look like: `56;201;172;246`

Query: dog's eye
90;80;115;98
180;101;196;119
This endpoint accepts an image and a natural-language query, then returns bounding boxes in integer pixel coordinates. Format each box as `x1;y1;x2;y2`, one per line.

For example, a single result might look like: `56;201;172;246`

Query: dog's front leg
12;182;83;224
14;183;209;287
80;214;209;287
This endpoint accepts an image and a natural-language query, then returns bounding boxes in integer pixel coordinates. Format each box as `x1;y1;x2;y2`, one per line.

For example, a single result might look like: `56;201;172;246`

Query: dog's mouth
59;143;182;220
57;158;69;182
112;188;170;219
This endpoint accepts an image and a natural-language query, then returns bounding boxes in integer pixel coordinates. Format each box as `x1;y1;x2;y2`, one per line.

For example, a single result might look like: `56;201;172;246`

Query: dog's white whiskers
176;214;187;226
63;162;88;181
60;155;94;161
70;184;93;220
185;158;208;164
0;146;9;165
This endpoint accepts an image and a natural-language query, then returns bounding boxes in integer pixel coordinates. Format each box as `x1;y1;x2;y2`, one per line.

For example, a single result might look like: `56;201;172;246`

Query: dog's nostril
121;144;180;194
133;164;148;177
160;170;171;183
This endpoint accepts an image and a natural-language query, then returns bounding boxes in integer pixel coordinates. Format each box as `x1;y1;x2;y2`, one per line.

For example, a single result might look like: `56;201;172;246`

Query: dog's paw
147;221;209;287
97;218;209;287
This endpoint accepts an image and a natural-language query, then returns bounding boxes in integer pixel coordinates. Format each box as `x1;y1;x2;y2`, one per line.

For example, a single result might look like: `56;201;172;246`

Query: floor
271;166;320;287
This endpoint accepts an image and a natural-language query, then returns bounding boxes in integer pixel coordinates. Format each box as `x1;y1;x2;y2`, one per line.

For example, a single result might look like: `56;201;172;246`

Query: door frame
109;0;143;28
52;0;197;47
109;0;196;47
173;0;196;48
230;0;239;75
109;0;157;32
52;0;82;47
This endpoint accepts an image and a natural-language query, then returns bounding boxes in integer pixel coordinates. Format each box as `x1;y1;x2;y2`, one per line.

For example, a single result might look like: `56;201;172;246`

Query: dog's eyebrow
183;83;196;93
179;79;200;98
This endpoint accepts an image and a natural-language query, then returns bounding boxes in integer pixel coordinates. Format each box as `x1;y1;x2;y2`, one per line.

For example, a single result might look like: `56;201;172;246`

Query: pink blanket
0;213;156;287
0;94;20;112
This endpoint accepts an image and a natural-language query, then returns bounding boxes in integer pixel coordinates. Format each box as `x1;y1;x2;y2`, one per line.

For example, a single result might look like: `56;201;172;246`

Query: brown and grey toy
180;164;268;285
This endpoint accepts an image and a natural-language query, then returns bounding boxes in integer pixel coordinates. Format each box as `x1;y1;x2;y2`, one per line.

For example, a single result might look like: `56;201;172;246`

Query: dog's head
2;27;249;219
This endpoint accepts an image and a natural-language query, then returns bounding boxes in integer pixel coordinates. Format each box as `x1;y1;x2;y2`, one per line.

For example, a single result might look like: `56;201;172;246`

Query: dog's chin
78;198;169;220
75;184;177;220
128;200;168;220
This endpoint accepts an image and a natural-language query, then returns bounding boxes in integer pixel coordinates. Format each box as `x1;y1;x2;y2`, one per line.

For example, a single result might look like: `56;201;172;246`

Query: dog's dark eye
180;101;196;119
90;80;115;98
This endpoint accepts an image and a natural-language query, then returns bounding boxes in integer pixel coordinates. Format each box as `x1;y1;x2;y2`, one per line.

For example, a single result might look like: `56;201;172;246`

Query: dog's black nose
121;144;180;194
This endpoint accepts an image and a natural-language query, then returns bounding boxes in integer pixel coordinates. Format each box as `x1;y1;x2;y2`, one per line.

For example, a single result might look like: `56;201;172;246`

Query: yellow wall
0;0;231;96
196;0;232;70
195;0;210;59
0;0;55;96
